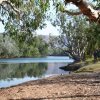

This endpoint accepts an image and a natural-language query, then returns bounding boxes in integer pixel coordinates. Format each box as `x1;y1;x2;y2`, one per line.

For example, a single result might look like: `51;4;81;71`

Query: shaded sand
0;73;100;100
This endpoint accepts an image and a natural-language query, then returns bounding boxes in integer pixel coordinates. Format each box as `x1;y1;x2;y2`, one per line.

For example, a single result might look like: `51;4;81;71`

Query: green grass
75;61;100;73
76;58;94;64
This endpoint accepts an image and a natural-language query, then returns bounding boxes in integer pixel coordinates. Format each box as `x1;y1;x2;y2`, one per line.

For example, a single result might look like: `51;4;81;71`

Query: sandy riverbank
0;72;100;100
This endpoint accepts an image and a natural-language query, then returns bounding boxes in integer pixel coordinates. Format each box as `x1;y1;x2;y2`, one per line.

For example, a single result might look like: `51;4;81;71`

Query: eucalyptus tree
53;14;89;61
0;0;50;57
53;14;100;60
86;23;100;57
0;34;20;58
0;0;100;24
52;0;100;24
51;0;100;60
49;35;63;55
0;0;99;58
3;0;50;35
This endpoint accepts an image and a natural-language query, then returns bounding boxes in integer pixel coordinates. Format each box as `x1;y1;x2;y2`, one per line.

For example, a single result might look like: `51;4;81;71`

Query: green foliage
0;0;50;28
0;34;20;58
0;0;100;58
0;31;48;58
54;15;89;60
49;35;64;56
0;0;50;58
86;23;100;56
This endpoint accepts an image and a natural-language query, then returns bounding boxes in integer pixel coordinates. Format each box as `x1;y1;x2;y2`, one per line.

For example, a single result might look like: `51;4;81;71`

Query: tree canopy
64;0;100;23
0;0;100;24
0;0;100;58
0;0;50;58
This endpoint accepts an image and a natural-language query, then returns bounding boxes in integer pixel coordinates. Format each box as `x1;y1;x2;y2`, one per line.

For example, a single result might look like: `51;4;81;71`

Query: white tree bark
64;0;100;23
0;0;6;4
0;0;20;13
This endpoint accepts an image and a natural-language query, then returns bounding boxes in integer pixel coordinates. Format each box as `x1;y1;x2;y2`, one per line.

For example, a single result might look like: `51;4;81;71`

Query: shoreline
60;61;82;71
0;72;100;100
0;59;100;100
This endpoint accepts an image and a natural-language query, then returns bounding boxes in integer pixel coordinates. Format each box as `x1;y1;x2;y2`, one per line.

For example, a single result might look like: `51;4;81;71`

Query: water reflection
0;56;72;88
0;63;47;81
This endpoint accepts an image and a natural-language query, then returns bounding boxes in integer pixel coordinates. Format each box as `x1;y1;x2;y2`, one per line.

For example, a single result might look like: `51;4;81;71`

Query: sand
0;73;100;100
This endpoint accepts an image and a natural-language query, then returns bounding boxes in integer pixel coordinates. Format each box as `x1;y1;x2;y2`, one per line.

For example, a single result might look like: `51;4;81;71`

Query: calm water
0;56;73;88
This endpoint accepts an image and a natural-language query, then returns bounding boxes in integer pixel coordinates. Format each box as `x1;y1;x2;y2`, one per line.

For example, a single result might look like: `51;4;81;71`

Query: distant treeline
0;34;48;58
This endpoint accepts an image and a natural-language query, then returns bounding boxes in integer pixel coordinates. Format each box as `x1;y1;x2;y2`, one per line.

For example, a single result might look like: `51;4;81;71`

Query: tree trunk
65;0;100;23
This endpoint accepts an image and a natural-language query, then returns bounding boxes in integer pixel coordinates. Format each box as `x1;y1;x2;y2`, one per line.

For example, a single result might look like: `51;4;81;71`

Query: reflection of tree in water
0;63;47;80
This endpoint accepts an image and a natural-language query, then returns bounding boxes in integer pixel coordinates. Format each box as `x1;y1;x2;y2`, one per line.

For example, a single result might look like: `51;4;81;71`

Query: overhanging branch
64;0;100;23
0;0;20;15
62;9;82;15
2;1;20;14
0;0;20;23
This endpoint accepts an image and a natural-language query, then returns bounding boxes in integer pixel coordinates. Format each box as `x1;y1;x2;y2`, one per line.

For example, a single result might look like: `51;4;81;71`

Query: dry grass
76;62;100;73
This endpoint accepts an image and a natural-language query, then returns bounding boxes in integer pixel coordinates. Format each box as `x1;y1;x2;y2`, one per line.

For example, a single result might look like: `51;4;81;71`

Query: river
0;56;73;88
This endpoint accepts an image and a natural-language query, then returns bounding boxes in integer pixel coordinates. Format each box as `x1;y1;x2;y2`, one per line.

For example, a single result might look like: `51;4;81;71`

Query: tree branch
64;0;100;23
2;1;20;14
0;0;20;23
62;9;82;15
0;0;20;15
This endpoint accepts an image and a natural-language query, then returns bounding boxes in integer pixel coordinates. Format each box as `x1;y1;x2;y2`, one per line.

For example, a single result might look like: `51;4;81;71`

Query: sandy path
0;73;100;100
